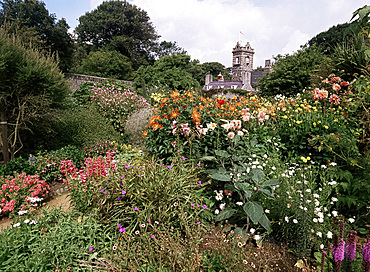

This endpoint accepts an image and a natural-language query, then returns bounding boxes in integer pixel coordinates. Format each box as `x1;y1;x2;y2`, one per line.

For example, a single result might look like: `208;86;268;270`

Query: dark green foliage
258;47;326;97
76;0;159;69
154;40;187;59
52;105;123;149
0;156;37;176
77;49;133;80
134;53;201;92
0;0;74;71
307;23;351;55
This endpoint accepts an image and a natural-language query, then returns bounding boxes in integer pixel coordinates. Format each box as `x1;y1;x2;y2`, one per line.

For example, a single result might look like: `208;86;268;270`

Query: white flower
313;194;319;198
316;232;322;238
349;218;355;223
272;166;276;170
250;228;256;234
293;219;298;224
318;218;324;223
215;209;220;215
332;211;338;217
320;244;325;249
321;165;327;169
317;212;324;219
18;210;27;215
265;209;270;214
29;220;37;225
327;231;333;239
285;216;289;223
236;202;243;206
330;162;337;166
219;203;226;210
24;219;30;224
331;197;338;202
313;218;318;223
254;235;261;240
13;223;21;227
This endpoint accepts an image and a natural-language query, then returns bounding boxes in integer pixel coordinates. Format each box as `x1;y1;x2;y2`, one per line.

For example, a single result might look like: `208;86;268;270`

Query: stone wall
65;73;133;92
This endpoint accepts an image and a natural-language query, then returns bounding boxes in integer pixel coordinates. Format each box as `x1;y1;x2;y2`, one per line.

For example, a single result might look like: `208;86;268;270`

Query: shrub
124;107;153;149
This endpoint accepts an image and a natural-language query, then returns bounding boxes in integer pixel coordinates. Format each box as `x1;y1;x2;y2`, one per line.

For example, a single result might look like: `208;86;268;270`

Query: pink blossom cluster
90;85;150;119
241;108;269;123
0;173;50;215
311;74;351;105
171;121;191;137
61;151;116;186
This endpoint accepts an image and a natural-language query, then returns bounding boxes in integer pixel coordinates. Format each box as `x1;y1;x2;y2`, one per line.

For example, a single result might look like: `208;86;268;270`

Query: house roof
203;81;243;90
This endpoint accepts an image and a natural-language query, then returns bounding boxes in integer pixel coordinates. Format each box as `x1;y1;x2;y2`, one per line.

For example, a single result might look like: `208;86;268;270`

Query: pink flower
329;94;340;105
332;83;341;92
228;131;235;139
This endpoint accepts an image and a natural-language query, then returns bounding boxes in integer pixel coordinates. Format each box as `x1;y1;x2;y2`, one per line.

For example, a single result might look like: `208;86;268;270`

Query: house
203;42;272;93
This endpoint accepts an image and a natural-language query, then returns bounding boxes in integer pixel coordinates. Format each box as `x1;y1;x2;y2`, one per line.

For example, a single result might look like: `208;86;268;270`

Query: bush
53;104;122;148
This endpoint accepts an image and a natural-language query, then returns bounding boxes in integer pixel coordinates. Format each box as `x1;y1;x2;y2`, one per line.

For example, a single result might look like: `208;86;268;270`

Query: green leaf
214;150;231;159
224;183;235;191
259;187;274;197
200;156;217;161
235;182;252;192
243;201;263;224
252;169;265;184
258;213;271;232
211;172;231;182
215;207;235;222
262;179;280;187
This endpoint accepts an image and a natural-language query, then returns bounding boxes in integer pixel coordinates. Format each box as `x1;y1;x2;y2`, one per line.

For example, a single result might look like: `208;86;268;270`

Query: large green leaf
258;213;271;232
252;169;265;185
259;187;274;197
262;179;280;187
211;172;231;182
215;207;235;222
235;182;252;192
243;201;263;224
214;150;231;159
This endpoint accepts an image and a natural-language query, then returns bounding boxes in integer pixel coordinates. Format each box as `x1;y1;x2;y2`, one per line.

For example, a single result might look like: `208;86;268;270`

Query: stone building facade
204;42;272;92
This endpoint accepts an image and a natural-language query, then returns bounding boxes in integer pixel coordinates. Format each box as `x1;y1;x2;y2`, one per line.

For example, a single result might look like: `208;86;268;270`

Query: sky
42;0;368;68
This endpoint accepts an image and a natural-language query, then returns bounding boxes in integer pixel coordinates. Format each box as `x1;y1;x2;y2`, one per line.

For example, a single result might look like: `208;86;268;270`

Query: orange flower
229;105;236;112
171;90;180;98
149;116;161;127
170;108;179;119
142;131;148;139
152;122;162;131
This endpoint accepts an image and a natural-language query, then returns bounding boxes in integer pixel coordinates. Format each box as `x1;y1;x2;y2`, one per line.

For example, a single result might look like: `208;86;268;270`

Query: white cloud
80;0;369;67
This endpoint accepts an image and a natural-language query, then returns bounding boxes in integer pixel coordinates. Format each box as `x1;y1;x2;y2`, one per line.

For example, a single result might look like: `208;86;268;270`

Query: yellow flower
324;125;329;129
282;115;288;119
317;121;321;124
334;119;338;122
296;120;303;124
313;122;317;127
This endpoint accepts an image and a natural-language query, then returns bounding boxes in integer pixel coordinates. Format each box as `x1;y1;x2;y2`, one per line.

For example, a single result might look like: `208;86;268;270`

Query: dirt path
0;184;72;233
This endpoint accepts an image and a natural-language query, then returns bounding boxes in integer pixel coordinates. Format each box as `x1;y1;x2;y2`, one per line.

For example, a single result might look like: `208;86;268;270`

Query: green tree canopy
0;0;74;71
76;0;160;70
134;53;201;92
0;25;68;159
77;49;133;80
258;47;326;97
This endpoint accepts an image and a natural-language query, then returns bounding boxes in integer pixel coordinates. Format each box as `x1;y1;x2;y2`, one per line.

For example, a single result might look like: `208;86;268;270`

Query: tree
154;41;187;59
307;23;351;55
198;62;231;85
0;26;68;160
75;0;160;70
258;47;326;97
0;0;75;71
77;49;133;80
134;53;200;92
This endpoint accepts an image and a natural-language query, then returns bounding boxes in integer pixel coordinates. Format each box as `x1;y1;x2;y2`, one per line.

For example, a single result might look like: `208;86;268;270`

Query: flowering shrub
0;173;49;217
90;84;150;133
144;90;275;161
60;150;116;213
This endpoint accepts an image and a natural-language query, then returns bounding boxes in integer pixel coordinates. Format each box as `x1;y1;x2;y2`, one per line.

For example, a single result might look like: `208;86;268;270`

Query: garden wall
66;73;133;92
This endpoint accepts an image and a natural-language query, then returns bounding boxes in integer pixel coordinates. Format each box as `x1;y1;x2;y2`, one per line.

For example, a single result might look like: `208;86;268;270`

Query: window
236;57;239;64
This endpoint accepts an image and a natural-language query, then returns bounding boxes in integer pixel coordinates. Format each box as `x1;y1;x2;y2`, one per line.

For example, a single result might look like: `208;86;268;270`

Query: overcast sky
42;0;368;68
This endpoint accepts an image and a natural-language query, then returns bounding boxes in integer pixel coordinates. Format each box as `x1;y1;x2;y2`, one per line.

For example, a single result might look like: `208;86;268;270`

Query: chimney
217;72;224;82
205;72;213;86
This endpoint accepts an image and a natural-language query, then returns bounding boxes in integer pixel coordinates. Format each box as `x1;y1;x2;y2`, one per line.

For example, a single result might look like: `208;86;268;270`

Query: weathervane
239;31;244;43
